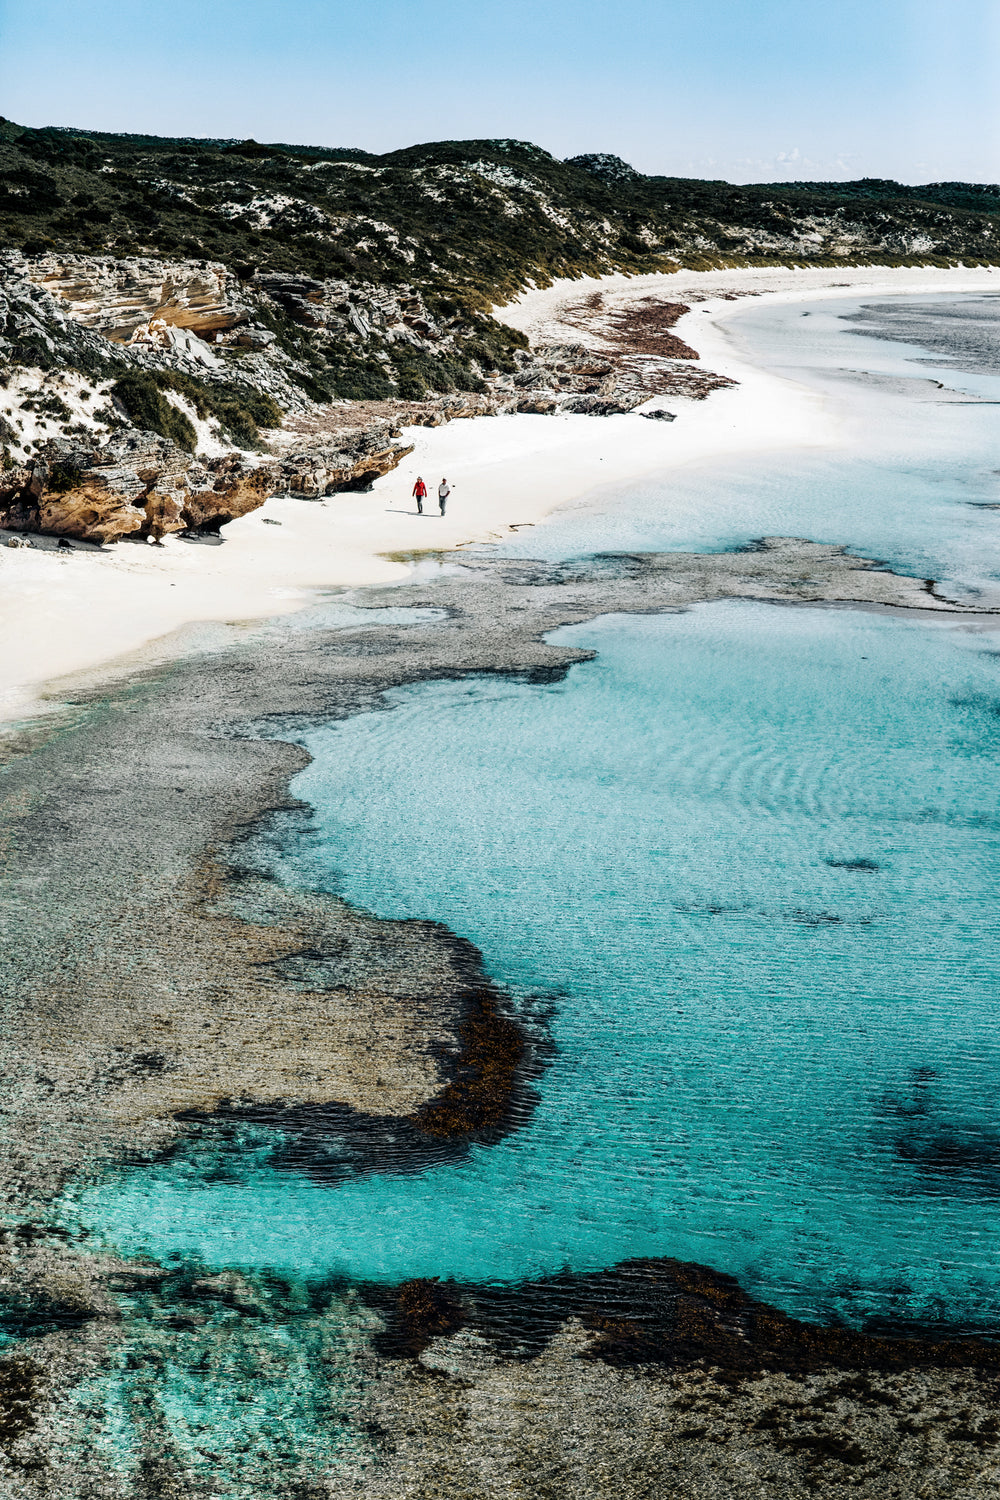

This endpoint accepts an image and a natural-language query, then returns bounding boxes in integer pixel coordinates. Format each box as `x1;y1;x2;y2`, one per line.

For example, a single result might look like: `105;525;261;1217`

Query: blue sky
1;0;998;183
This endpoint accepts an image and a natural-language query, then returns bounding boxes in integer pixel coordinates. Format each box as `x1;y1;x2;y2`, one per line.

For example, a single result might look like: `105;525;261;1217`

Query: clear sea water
501;291;1000;602
70;291;1000;1333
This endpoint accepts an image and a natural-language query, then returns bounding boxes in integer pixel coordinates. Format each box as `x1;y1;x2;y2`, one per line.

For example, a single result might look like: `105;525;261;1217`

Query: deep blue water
68;292;1000;1332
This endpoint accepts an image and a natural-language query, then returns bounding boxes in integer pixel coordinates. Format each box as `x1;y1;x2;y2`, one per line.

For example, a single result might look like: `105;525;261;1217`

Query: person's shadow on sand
385;508;430;516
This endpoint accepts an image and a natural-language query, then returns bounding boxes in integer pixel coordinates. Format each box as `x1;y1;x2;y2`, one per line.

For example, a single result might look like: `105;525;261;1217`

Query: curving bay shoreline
3;261;999;723
1;541;999;1493
2;274;1000;1494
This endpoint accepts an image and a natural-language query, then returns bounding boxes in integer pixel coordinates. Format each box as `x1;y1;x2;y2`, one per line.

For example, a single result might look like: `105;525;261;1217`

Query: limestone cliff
25;256;248;342
0;421;414;543
0;249;724;542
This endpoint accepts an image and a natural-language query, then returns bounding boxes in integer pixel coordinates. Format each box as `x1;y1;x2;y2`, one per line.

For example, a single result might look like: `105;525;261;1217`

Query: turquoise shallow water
77;602;1000;1330
504;292;1000;600
68;293;1000;1332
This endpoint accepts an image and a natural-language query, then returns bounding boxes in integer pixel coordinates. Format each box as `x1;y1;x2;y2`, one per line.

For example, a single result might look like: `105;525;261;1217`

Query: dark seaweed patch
825;857;880;873
894;1129;1000;1196
673;900;749;917
174;985;550;1185
788;909;872;926
365;1254;1000;1375
0;1357;41;1458
410;989;528;1138
874;1069;1000;1199
951;693;1000;717
376;1277;466;1357
775;1431;870;1467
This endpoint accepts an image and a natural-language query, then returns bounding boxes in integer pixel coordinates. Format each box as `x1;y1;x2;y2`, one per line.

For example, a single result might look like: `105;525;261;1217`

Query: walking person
438;478;451;516
412;476;427;514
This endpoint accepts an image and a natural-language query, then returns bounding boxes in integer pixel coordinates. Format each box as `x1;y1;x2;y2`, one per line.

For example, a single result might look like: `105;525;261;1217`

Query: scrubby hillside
1;119;997;542
2;119;999;404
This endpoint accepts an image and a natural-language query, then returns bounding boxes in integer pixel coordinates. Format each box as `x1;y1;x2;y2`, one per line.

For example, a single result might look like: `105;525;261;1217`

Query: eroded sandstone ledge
0;421;414;543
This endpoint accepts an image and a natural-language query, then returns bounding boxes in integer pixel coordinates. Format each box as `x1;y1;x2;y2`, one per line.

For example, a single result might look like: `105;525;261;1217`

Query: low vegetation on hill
1;117;998;408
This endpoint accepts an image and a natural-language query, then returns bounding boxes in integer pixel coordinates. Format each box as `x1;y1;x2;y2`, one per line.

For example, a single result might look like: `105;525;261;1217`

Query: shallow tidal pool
72;599;1000;1333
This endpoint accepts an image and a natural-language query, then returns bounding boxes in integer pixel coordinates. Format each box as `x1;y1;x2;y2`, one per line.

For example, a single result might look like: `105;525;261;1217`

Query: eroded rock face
491;341;678;415
24;255;249;342
0;434;183;543
0;251;744;545
177;453;280;535
0;421;415;543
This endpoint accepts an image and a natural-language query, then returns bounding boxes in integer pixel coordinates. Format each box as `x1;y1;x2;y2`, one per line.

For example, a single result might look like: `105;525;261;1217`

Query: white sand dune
1;263;997;720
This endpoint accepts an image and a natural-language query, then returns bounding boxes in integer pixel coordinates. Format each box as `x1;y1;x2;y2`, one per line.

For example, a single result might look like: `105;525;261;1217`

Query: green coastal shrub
46;462;83;493
391;347;485;397
154;371;283;445
22;393;72;421
325;360;396;401
111;370;283;450
110;372;198;450
395;374;426;400
210;389;282;446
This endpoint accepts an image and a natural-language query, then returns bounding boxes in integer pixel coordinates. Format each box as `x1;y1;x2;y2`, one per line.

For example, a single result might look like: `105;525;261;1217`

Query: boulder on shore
0;423;414;545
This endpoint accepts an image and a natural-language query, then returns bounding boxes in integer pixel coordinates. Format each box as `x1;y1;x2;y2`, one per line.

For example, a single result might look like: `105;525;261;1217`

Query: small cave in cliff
180;515;228;539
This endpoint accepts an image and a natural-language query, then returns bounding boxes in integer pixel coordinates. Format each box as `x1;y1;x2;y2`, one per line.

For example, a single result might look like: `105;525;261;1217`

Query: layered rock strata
2;250;505;414
24;256;248;342
0;420;414;542
1;251;729;544
0;248;755;548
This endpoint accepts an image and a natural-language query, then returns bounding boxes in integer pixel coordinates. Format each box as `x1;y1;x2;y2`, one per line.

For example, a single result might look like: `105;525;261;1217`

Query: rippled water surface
79;602;1000;1328
72;293;1000;1331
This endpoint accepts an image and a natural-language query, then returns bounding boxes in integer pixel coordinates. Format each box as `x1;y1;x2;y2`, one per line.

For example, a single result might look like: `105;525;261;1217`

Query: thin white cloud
681;148;863;183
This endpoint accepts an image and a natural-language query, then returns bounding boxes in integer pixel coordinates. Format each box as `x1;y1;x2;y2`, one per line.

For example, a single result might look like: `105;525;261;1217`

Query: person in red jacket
412;477;427;514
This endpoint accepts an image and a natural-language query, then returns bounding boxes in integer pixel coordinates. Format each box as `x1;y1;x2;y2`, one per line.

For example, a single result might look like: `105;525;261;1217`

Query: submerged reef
1;1245;1000;1496
0;540;998;1493
370;1257;1000;1374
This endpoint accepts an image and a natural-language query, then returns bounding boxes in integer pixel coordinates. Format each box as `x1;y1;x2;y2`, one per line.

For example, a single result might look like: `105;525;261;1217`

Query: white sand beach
2;263;997;720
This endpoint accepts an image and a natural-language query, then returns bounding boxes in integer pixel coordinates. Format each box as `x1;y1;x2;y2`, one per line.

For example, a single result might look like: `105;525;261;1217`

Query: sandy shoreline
4;270;1000;1493
2;262;998;719
5;537;1000;1496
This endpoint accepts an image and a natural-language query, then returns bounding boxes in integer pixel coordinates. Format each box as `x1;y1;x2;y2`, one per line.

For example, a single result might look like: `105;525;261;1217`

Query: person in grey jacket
438;479;451;515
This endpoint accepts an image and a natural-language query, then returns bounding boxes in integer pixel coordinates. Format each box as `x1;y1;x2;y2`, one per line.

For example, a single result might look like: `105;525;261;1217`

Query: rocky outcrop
24;255;250;342
0;421;414;543
1;434;259;543
0;251;317;412
565;152;642;183
0;249;740;544
272;419;413;501
1;252;699;434
486;341;662;415
251;271;447;354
